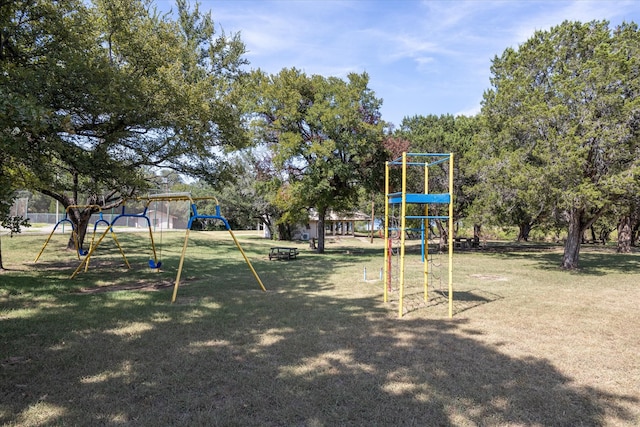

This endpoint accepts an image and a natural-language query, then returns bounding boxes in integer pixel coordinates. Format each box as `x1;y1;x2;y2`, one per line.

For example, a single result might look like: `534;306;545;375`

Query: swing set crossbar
388;153;452;167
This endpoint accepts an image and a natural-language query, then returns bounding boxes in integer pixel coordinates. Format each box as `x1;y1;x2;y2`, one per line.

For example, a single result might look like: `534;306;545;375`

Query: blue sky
156;0;640;127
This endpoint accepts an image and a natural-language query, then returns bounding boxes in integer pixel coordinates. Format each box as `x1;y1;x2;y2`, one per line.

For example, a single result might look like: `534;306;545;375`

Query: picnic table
454;237;480;249
269;247;299;260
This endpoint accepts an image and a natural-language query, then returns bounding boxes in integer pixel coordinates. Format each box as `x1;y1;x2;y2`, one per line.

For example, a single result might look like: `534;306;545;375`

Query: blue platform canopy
387;192;451;205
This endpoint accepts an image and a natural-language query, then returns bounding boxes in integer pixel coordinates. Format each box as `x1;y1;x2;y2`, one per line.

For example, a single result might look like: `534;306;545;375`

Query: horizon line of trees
2;0;639;269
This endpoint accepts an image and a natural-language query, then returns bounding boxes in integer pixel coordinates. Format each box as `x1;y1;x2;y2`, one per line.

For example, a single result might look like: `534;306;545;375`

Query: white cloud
156;0;640;125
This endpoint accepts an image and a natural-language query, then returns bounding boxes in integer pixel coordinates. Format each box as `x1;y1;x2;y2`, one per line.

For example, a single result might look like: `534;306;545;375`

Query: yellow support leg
448;153;454;318
34;228;57;263
227;229;267;292
148;225;160;266
383;161;389;303
171;228;191;303
110;229;131;269
424;164;429;302
171;227;267;303
398;152;407;318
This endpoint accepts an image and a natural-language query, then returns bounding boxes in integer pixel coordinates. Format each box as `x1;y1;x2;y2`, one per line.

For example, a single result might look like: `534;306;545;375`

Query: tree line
2;1;639;269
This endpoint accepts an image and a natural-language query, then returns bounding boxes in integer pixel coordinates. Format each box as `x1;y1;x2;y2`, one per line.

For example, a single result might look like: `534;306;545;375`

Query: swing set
34;205;128;265
384;152;454;318
64;193;266;302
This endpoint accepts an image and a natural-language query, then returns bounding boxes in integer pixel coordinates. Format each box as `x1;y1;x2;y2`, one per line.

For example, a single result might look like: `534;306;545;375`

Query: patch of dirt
76;279;176;294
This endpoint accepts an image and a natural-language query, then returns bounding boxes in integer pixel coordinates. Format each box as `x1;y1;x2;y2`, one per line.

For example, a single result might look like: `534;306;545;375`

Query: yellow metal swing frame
69;193;266;302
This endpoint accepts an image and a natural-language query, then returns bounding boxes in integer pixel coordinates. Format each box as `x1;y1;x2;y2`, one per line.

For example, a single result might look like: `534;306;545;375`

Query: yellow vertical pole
383;161;390;303
424;164;429;302
448;153;455;318
398;152;407;318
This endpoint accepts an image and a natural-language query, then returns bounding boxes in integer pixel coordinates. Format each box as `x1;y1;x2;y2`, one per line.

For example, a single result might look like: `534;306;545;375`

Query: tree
479;20;640;269
1;94;33;268
469;135;556;242
2;0;250;249
613;195;640;252
196;151;275;232
249;68;387;253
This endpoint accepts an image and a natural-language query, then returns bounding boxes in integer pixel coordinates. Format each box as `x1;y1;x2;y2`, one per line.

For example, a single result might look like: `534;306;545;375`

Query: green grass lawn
1;231;639;426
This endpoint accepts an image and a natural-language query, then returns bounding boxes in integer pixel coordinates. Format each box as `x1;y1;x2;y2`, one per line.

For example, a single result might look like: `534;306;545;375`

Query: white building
292;210;370;240
140;210;177;230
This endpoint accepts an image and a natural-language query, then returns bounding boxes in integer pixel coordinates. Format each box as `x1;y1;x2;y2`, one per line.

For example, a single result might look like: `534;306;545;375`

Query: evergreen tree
479;20;640;268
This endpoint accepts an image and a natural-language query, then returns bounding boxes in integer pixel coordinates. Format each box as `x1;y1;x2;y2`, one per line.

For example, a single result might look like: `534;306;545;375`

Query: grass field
1;230;639;426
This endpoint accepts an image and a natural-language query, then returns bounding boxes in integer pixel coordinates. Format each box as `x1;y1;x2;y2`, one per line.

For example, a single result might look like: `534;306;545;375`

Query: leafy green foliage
0;216;30;236
478;20;640;268
1;0;250;246
249;69;387;251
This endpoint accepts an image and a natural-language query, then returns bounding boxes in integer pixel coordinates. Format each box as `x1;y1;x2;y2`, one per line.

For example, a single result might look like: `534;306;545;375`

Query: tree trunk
617;216;632;254
517;222;532;242
435;219;447;252
631;219;640;247
316;207;327;254
562;208;584;269
473;224;481;240
473;224;482;248
66;208;93;251
257;215;273;239
276;223;293;240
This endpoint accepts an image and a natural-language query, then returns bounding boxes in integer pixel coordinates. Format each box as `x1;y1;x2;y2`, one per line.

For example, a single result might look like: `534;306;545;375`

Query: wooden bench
269;247;299;260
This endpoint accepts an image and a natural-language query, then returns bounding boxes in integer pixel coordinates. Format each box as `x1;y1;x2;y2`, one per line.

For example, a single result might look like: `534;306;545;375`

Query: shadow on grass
2;278;637;424
395;288;504;318
1;234;637;425
481;243;640;276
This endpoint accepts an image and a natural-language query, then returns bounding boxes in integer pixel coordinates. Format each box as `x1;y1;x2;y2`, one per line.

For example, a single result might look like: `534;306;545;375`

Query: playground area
30;194;266;302
1;230;639;425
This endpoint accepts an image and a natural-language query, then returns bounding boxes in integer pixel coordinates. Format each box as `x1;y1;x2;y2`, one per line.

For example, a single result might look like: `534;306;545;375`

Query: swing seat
149;259;162;269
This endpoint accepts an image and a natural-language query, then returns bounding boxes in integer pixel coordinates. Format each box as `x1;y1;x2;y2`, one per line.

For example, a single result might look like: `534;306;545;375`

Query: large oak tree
249;68;387;253
1;0;249;248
